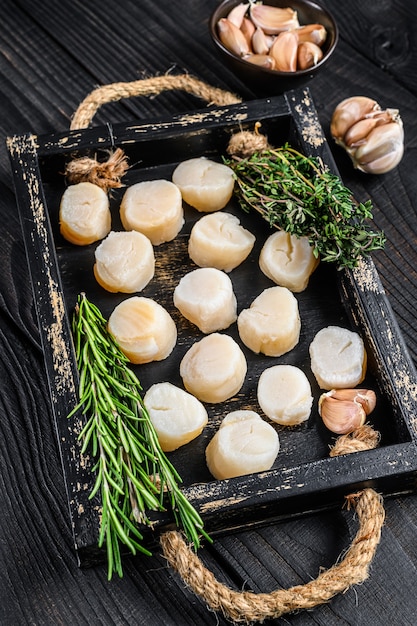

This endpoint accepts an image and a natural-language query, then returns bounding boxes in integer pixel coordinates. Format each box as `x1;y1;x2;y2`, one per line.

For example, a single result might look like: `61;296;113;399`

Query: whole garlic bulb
318;388;376;435
330;96;404;174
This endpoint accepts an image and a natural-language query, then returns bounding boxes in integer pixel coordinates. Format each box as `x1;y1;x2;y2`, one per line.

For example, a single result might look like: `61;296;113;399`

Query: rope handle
70;74;385;622
70;73;242;130
160;425;384;622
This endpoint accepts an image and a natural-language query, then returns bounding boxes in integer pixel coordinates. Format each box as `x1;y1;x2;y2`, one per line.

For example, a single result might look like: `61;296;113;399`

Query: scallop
59;181;111;245
257;365;313;426
172;157;235;212
120;179;184;245
107;296;177;364
180;333;247;403
309;325;367;390
188;211;255;272
205;410;279;480
173;267;237;334
237;286;300;356
144;382;208;452
259;230;319;292
94;230;155;293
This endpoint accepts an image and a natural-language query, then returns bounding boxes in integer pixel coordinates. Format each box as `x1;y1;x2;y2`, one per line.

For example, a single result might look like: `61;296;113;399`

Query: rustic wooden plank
2;1;417;625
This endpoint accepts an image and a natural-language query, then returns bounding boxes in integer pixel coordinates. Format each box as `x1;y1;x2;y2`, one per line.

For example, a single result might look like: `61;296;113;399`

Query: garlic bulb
330;96;404;174
318;387;376;435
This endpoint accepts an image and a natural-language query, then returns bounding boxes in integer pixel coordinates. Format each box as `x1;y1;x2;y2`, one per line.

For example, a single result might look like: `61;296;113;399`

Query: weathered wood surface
2;1;417;624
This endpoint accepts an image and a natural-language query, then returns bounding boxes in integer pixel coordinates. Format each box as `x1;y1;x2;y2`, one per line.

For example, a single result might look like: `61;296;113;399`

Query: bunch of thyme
225;144;385;269
69;293;210;579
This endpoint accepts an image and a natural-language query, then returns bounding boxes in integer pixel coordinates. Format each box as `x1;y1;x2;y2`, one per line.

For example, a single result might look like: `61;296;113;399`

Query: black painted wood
2;1;417;624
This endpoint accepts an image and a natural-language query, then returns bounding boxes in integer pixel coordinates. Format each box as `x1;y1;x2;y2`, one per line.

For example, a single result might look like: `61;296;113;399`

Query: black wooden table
2;1;417;624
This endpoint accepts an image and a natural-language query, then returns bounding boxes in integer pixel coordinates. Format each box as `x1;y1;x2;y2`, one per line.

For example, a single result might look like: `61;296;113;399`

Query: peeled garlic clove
295;23;327;46
270;31;298;72
217;18;251;56
318;394;366;435
226;2;249;29
244;53;276;69
353;120;404;174
250;4;299;34
240;16;256;44
330;96;380;143
297;41;323;70
328;388;377;415
252;26;271;55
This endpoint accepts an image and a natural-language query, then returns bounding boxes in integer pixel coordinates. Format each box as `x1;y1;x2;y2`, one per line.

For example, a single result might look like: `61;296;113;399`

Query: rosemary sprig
69;293;210;579
225;144;385;269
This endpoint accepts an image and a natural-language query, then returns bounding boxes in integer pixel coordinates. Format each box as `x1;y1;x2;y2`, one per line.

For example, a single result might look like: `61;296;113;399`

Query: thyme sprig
69;293;210;579
225;145;385;269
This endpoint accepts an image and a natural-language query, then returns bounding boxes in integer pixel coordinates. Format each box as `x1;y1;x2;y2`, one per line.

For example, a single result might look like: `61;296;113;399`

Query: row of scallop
59;156;368;481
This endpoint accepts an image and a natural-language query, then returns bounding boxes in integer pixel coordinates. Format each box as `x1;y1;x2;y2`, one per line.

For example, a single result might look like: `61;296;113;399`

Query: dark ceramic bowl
209;0;338;95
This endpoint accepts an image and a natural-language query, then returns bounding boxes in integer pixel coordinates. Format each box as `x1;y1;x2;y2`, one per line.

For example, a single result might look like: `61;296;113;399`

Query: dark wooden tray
7;88;417;568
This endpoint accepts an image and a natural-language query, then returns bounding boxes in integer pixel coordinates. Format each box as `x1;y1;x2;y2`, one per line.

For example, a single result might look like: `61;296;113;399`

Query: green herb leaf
224;144;385;269
69;293;211;579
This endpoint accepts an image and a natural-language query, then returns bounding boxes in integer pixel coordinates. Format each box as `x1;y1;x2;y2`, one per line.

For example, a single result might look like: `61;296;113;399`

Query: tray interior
8;88;417;563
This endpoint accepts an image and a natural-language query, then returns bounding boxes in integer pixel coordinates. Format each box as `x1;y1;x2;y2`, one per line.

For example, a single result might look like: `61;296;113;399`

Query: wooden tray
7;88;417;568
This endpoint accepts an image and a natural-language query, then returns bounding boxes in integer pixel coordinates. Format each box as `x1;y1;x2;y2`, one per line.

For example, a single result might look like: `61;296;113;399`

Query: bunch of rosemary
225;145;385;269
69;293;210;579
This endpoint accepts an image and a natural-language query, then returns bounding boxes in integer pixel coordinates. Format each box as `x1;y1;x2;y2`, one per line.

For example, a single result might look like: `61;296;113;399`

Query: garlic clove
297;41;323;70
244;53;276;70
318;394;367;435
269;31;298;72
226;2;250;29
217;18;251;57
353;120;404;174
295;23;327;46
330;96;380;143
326;388;377;415
240;16;256;45
250;4;299;35
252;26;271;55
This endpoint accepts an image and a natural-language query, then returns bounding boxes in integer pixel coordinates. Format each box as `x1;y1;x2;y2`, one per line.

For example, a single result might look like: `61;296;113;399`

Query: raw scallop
59;181;111;245
188;211;255;272
205;410;279;480
237;286;300;356
94;230;155;293
108;296;177;364
309;325;367;390
259;230;319;292
120;179;184;245
180;333;247;403
173;267;237;333
257;364;313;425
144;382;208;452
172;157;234;212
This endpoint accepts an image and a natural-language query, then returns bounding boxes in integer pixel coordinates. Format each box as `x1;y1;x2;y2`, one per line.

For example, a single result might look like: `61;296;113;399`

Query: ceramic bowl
209;0;339;95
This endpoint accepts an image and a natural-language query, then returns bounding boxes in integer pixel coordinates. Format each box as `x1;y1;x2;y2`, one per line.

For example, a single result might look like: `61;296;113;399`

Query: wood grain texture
2;0;417;624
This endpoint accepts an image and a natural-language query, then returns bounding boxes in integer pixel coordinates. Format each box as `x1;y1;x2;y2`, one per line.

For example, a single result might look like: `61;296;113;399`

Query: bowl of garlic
209;0;338;95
